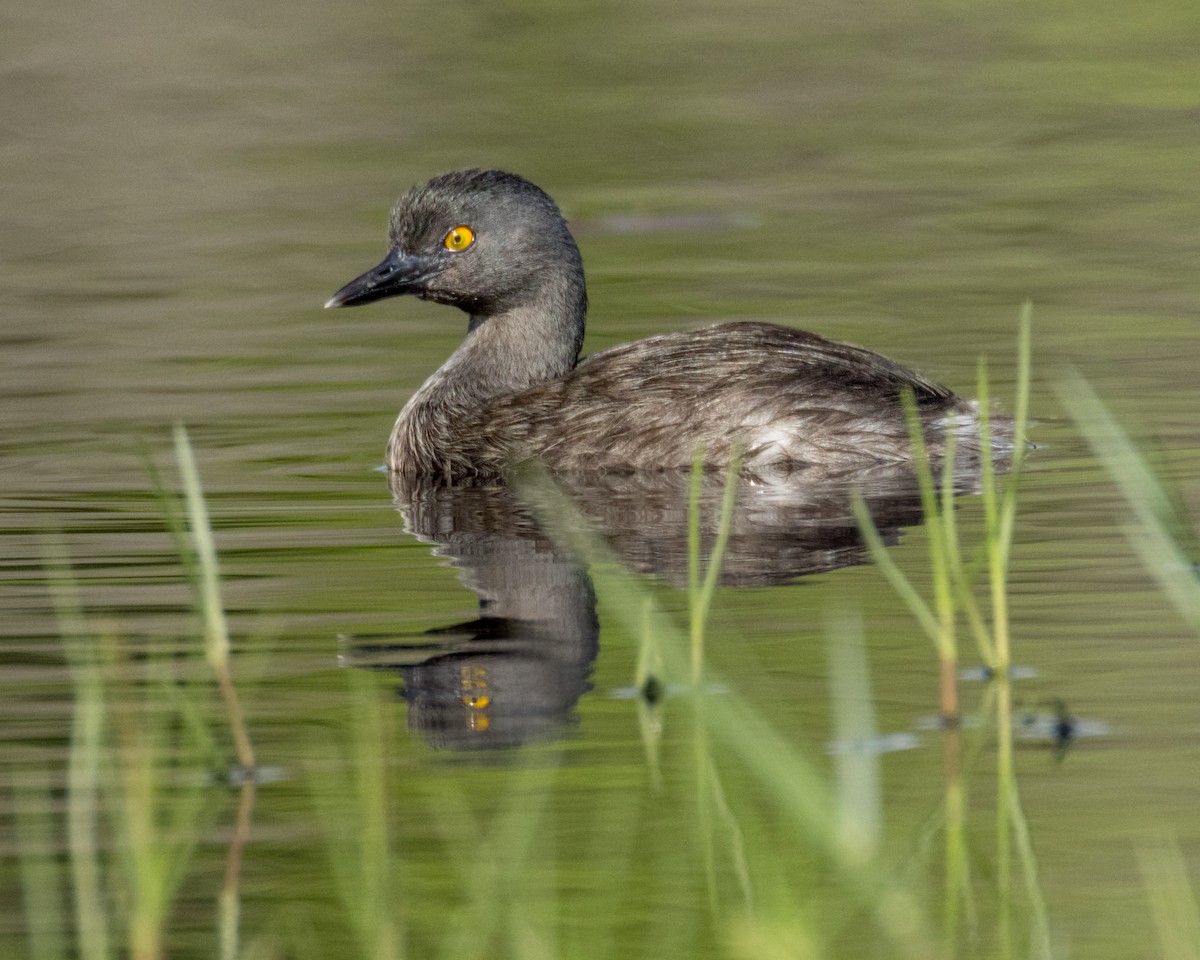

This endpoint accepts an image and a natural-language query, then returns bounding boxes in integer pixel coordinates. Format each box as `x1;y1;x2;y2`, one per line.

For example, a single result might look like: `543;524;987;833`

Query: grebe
327;169;983;481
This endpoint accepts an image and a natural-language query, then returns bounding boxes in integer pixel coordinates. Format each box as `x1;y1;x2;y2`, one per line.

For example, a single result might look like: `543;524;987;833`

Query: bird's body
327;169;989;482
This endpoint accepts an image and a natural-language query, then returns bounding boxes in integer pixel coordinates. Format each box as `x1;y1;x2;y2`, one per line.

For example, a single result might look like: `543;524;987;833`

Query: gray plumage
327;169;987;482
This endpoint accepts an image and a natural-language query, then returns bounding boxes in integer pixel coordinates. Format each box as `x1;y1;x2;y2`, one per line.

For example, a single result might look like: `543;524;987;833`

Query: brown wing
475;322;965;475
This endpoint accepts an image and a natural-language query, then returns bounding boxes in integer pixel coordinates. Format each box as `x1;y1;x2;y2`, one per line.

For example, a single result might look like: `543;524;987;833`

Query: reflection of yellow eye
443;225;475;251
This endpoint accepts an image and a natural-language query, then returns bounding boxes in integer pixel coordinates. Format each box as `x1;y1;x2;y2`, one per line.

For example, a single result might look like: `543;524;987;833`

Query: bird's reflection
347;464;960;750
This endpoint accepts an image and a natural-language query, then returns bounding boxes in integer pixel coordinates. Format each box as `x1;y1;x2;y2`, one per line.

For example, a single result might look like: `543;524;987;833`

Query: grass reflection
1060;370;1200;960
17;322;1200;959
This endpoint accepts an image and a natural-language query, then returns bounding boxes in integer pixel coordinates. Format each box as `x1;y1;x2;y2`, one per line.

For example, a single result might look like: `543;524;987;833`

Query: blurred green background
2;0;1199;957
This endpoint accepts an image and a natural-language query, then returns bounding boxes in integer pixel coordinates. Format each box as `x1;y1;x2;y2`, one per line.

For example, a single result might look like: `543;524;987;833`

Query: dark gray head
326;169;587;322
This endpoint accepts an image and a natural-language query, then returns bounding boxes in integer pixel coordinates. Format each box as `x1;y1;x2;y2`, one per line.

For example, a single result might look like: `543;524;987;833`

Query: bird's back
455;322;973;479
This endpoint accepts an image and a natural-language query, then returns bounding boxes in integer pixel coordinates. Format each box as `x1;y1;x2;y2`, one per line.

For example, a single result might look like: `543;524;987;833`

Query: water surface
2;0;1199;956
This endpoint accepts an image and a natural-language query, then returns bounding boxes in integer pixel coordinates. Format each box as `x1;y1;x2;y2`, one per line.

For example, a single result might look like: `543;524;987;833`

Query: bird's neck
441;267;587;400
387;267;587;476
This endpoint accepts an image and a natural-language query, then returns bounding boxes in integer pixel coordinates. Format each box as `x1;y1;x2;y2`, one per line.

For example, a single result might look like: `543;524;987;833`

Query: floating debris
609;681;729;701
213;764;290;788
1017;700;1111;756
826;732;921;756
915;714;986;731
959;665;1039;682
917;701;1110;761
641;675;664;705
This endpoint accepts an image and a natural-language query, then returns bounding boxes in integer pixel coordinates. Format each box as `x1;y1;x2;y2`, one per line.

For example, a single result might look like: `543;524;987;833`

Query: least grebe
327;169;985;481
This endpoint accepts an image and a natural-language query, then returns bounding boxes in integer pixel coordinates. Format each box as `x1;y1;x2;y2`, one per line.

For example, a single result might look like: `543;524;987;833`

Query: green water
2;0;1199;956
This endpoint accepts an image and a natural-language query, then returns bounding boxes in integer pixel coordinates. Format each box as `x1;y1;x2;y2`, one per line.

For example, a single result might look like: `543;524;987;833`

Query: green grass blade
825;608;881;861
44;541;112;960
173;424;255;770
14;767;69;960
691;453;740;684
1057;372;1200;633
1138;837;1200;960
172;424;230;673
851;493;940;645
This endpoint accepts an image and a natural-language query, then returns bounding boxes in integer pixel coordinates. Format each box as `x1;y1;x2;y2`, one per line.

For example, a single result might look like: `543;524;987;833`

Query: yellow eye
442;225;475;252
